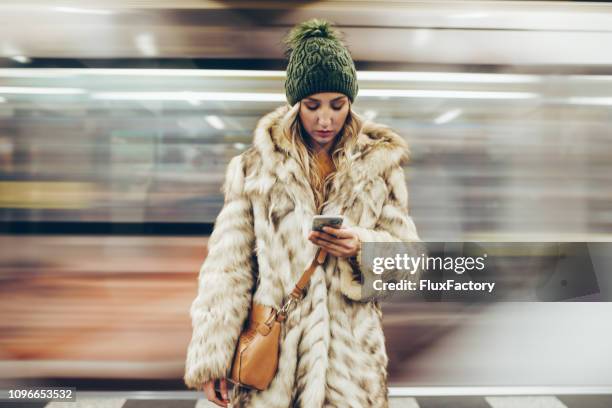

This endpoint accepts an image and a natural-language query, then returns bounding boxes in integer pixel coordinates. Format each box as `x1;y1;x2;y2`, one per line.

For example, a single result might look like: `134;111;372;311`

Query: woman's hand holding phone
308;224;361;258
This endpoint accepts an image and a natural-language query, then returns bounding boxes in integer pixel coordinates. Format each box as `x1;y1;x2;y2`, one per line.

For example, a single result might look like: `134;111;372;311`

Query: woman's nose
318;116;332;128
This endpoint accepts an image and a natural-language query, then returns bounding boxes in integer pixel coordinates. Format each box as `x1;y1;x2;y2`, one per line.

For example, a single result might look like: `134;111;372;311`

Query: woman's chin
313;135;336;144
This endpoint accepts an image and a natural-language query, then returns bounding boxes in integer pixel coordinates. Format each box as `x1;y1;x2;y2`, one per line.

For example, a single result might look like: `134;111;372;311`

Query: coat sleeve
339;164;421;301
183;154;255;389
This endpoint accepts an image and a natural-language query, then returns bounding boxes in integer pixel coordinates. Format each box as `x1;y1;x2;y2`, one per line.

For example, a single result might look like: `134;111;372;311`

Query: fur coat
184;104;420;407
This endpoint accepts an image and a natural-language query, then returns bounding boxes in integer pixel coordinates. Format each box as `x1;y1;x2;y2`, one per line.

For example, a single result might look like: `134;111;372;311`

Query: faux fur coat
184;104;420;407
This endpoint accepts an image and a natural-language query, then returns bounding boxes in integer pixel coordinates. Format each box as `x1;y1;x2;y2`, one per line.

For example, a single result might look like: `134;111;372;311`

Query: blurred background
1;0;612;393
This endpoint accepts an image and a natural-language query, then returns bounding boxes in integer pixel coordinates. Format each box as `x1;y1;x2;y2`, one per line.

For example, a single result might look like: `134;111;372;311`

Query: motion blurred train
1;0;612;391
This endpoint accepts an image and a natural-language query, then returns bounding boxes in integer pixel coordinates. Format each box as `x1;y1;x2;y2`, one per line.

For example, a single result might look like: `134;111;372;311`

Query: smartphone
312;215;344;232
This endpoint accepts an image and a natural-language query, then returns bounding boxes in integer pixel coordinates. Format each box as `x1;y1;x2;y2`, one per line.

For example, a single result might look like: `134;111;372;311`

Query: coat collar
252;104;410;171
247;104;411;215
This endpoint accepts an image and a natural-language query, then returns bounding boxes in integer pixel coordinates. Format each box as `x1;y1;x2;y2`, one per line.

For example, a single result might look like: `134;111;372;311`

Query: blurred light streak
10;55;30;64
53;7;114;15
204;115;225;130
358;71;541;83
0;87;85;95
135;33;158;57
450;13;489;19
566;97;612;106
90;91;285;102
0;69;545;84
434;109;462;124
360;89;539;99
363;110;378;121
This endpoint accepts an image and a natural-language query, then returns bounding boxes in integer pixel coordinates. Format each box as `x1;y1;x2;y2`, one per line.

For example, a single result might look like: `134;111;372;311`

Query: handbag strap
277;248;327;318
290;247;327;299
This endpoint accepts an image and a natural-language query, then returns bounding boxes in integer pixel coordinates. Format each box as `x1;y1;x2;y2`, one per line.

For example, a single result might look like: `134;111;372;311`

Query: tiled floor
10;394;606;408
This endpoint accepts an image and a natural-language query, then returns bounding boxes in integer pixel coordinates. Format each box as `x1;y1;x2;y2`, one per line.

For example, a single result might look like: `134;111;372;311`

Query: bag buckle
278;296;298;316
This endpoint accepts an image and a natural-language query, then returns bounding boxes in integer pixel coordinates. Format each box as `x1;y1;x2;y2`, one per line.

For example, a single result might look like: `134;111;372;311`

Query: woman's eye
332;104;344;111
306;105;318;111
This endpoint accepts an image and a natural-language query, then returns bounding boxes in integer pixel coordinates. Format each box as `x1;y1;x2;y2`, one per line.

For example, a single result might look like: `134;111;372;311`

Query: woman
184;19;420;408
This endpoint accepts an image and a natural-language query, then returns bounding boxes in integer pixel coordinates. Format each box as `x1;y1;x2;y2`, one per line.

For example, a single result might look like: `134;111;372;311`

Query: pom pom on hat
284;19;341;55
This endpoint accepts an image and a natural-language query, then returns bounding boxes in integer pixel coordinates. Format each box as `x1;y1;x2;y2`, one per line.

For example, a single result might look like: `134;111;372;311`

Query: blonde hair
281;102;364;213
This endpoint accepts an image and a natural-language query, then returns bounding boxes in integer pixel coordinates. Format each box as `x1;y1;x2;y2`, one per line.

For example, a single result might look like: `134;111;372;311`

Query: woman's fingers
309;230;360;258
219;378;229;402
309;232;334;247
311;236;347;255
203;379;228;407
310;231;351;249
322;226;353;238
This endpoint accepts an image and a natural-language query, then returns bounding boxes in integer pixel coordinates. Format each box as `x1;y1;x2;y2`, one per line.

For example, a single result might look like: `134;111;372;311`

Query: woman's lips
316;130;334;137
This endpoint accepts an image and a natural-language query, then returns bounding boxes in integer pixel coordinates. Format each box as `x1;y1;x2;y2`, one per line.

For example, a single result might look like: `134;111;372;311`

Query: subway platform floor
3;390;612;408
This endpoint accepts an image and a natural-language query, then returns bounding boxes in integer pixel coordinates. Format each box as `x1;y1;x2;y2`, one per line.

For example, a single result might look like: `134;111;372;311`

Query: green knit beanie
284;19;358;106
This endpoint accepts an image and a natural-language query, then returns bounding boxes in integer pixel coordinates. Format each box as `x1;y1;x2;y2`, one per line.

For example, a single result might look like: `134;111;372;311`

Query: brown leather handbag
229;248;327;391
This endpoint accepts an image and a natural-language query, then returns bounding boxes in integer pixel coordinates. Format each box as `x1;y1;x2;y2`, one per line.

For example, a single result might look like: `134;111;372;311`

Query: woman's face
299;92;350;151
